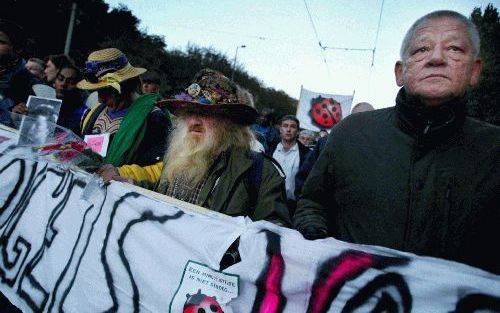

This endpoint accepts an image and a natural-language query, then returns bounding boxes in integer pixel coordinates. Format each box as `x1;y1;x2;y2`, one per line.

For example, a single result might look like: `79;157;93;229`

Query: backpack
245;151;284;216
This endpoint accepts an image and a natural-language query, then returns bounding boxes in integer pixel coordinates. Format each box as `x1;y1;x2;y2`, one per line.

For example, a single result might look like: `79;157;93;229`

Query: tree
1;0;297;117
468;4;500;125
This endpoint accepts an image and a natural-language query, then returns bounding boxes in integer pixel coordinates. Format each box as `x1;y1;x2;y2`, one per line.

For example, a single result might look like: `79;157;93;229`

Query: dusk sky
104;0;495;109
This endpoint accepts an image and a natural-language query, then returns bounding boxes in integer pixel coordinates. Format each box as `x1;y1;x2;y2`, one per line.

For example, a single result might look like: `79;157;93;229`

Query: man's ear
394;61;404;87
469;58;482;87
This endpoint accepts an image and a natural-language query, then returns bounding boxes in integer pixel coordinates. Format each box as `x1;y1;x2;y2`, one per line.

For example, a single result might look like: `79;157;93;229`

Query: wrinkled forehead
412;17;471;44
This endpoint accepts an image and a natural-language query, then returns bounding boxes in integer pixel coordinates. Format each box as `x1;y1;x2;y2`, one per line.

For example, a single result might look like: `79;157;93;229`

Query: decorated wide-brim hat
77;48;146;93
157;69;258;125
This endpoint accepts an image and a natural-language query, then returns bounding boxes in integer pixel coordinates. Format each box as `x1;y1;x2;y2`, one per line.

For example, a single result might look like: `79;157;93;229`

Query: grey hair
300;129;315;137
400;10;480;60
351;102;374;114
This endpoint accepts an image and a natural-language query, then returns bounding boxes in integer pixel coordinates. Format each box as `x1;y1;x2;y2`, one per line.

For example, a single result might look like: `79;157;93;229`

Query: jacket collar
198;149;253;210
395;88;466;145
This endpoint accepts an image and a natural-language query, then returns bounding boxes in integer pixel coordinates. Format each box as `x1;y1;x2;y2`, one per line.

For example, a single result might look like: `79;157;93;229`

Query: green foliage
1;0;297;118
468;4;500;125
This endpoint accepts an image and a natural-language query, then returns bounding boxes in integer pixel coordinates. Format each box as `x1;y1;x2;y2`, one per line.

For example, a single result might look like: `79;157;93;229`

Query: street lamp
231;45;246;81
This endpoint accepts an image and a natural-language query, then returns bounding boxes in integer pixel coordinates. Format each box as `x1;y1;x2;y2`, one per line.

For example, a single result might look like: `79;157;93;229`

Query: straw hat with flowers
77;48;146;93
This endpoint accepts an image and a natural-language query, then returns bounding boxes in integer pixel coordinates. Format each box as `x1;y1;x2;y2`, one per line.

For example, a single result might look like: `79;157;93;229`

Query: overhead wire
371;0;385;67
302;0;331;77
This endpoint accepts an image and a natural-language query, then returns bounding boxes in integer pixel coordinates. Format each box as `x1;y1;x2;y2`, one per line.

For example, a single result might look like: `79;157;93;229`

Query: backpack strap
246;151;264;217
81;103;106;135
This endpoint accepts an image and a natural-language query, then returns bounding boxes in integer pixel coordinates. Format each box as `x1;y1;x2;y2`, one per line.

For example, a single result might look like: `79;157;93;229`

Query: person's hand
110;175;134;184
301;226;328;240
96;164;120;183
11;102;28;114
96;164;134;184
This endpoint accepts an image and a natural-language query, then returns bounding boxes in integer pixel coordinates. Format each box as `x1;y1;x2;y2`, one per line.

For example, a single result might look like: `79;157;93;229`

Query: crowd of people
0;8;498;279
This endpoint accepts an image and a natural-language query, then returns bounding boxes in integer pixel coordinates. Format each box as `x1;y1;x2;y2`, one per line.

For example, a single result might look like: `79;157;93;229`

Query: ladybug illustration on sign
309;96;343;128
183;289;224;313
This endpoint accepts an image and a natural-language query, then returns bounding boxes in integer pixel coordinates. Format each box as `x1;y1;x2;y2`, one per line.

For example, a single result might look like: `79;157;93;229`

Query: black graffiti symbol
18;169;87;312
455;293;500;313
0;160;45;289
101;192;185;313
49;186;108;312
251;230;286;313
341;272;412;313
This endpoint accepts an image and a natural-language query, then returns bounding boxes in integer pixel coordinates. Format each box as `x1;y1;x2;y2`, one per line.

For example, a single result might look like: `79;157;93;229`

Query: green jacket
156;149;292;227
294;89;500;273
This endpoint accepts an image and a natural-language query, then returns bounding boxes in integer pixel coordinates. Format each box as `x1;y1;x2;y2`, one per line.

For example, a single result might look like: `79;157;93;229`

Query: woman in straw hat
78;48;171;167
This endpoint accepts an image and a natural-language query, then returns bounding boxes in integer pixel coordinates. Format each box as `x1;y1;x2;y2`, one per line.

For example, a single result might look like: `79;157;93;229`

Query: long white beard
163;120;223;187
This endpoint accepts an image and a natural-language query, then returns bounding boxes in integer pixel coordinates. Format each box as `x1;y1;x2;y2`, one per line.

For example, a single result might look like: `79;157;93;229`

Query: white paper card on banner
169;260;239;312
84;133;110;157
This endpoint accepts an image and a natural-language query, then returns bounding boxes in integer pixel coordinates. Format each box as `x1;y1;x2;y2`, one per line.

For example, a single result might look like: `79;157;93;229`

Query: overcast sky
105;0;495;109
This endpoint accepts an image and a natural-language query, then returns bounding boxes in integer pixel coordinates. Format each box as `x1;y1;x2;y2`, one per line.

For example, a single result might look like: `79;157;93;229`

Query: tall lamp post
231;45;246;81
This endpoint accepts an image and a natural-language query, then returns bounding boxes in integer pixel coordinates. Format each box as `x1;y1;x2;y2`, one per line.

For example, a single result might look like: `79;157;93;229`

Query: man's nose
426;46;446;66
187;116;203;125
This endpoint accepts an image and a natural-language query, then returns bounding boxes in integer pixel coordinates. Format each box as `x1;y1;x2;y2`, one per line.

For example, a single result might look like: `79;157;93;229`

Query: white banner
0;128;499;312
297;87;353;132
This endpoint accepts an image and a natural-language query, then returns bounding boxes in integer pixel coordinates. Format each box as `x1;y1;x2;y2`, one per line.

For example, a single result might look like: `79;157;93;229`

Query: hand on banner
301;226;328;240
97;164;133;184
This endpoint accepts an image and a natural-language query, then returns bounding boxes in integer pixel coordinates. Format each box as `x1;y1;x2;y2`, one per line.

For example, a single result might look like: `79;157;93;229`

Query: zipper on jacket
439;183;452;253
423;120;433;135
403;148;417;250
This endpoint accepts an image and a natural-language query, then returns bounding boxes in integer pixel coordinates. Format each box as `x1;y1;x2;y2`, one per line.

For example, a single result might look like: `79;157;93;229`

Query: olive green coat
157;149;291;227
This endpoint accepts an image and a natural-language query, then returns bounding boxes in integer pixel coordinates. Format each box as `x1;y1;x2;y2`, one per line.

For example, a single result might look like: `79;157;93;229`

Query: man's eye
448;46;462;52
415;47;428;54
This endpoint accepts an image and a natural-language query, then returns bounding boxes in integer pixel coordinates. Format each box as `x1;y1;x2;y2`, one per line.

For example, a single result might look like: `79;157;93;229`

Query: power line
371;0;385;66
322;46;373;52
303;0;331;77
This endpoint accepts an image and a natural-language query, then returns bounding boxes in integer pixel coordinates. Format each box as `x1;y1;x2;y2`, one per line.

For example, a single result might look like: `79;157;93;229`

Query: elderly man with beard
294;10;499;274
98;69;291;227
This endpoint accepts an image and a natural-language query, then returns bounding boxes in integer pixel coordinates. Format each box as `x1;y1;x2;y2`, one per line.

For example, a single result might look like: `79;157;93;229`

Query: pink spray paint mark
259;254;285;313
308;252;374;313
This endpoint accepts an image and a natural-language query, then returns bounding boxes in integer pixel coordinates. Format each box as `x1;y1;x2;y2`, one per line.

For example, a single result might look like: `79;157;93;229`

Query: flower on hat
158;68;258;125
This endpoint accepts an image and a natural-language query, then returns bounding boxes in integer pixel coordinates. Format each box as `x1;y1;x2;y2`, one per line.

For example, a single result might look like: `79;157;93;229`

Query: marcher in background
98;69;291;226
294;10;499;274
296;84;375;197
141;71;161;94
0;19;39;123
318;129;328;138
298;129;316;149
78;48;171;167
350;101;375;114
54;64;87;135
25;57;46;81
271;115;310;216
251;107;281;153
44;54;74;86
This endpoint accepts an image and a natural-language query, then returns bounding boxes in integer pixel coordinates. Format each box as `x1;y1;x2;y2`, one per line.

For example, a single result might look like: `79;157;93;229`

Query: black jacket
294;88;500;274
